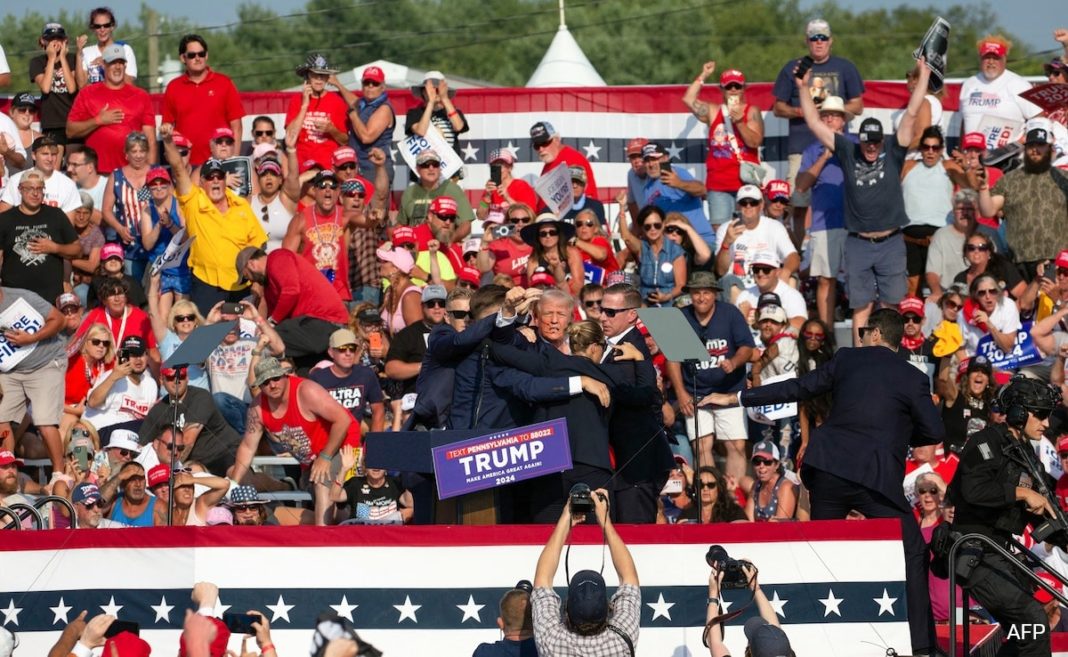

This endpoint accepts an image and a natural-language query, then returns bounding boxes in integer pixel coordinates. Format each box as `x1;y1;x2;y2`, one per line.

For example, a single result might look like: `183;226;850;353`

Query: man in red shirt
281;169;357;302
285;54;349;170
530;121;597;199
65;44;155;174
235;246;348;362
161;34;244;165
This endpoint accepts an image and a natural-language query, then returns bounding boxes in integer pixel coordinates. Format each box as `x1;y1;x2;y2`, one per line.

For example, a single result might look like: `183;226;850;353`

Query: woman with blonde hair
62;323;115;437
148;272;208;389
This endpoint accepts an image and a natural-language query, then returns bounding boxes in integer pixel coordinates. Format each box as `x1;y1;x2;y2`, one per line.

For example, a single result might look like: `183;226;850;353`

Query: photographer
704;553;793;657
531;487;640;656
947;376;1065;657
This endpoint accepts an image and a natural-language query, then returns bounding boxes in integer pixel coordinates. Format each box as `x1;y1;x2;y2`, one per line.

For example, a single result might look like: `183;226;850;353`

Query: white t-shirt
81;176;108;213
250;194;293;253
958;70;1041;140
0;112;27;182
715;216;797;288
736;279;807;325
961;296;1022;356
1;169;81;213
83;374;159;430
81;42;138;84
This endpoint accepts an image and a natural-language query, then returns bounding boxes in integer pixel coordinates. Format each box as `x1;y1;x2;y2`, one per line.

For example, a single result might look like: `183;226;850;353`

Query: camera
705;545;753;590
570;483;593;515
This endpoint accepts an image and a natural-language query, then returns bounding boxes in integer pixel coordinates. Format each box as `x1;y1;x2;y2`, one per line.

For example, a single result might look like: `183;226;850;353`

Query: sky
10;0;1065;56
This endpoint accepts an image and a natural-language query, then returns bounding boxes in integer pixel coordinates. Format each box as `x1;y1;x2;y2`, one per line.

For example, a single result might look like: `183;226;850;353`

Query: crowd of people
2;8;1068;654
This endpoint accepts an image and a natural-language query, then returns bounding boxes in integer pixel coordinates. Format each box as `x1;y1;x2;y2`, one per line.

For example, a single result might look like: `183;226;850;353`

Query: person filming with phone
531;487;640;656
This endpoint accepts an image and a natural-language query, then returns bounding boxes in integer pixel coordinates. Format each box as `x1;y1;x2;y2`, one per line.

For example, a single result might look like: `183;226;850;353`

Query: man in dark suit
701;308;943;655
599;283;673;523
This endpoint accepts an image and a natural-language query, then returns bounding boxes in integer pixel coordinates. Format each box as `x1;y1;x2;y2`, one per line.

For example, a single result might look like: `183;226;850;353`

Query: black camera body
705;545;752;590
570;483;593;515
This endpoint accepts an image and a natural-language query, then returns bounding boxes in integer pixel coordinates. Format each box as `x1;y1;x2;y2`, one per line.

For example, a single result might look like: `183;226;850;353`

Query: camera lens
706;545;729;567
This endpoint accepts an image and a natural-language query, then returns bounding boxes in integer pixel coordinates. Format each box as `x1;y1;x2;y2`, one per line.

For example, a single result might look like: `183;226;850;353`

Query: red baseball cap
147;464;169;488
625;137;649;157
104;632;151;657
362;65;385;83
764;179;791;201
172;132;192;149
720;69;746;86
459;266;481;287
146;167;171;185
961;132;987;150
391;226;417;246
210;127;235;142
979;41;1007;58
898;296;925;318
429;196;458;217
1054;249;1068;270
0;450;23;467
332;147;357;167
1057;435;1068;453
530;271;556;287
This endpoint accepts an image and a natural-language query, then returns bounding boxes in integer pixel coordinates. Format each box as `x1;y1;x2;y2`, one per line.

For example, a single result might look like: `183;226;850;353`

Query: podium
364;430;497;525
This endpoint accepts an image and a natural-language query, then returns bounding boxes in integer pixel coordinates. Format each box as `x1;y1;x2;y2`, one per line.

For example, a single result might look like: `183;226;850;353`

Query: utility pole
147;8;159;93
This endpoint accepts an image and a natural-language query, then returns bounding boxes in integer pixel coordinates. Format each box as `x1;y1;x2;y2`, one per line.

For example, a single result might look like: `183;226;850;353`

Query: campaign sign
1019;83;1068;114
220;157;253;198
432;419;573;499
150;229;193;276
0;297;43;372
534;163;574;217
583;261;605;285
975;321;1042;370
975;115;1022;151
913;17;950;92
746;372;797;425
398;125;464;180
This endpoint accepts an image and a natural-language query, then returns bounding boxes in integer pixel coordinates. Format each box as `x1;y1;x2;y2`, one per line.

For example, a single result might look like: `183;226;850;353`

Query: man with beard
396;150;473;239
409;196;461;289
99;461;155;527
0;450;28;510
529;121;598;200
71;482;126;528
281;169;358;302
979;124;1068;280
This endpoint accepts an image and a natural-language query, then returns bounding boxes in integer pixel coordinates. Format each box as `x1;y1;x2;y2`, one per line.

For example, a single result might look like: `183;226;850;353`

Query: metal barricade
0;506;23;530
4;502;44;530
35;495;78;530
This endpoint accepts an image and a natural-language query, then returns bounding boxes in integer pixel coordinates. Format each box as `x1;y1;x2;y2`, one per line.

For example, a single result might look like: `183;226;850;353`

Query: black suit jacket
741;346;944;511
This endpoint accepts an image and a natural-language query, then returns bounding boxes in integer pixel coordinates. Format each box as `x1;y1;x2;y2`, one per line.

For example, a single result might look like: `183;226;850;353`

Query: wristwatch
707;597;720;606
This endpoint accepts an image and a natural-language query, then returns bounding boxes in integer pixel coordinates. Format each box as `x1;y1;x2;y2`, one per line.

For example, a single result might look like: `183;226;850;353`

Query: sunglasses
509;215;532;225
342;190;365;199
576;220;598;227
917;487;939;496
802;331;825;341
942;299;961;310
584;299;603;308
965;243;990;252
214;138;235;146
751;457;775;466
174;314;197;323
722;83;743;91
89;338;111;347
664;226;683;235
424;299;447;309
91;21;115;29
458;281;478;290
362;80;383;87
62;306;81;315
448;309;471;320
538;229;558;238
808;34;830;42
335;344;359;353
81;500;102;510
738;199;761;207
920;144;943;152
435;214;458;223
336;162;357;171
533;142;552;151
109;448;136;458
418;162;441;169
202;172;225;182
253;130;274;137
315;180;338;190
770;196;790;204
643;222;663;232
165;370;189;381
975;288;998;297
903;314;922;324
177;149;190;158
1033;408;1053;421
601;306;635;318
231;504;260;512
263;375;285;386
183;50;207;59
172;466;193;474
750;265;774;275
698;482;717;490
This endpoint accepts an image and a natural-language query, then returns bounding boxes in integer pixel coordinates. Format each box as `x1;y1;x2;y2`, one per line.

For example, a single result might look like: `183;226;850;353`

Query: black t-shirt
833;132;908;233
0;204;79;303
28;54;78;131
385;321;433;393
138;387;242;473
341;475;407;522
403;105;469;155
309;364;384;420
472;638;539;657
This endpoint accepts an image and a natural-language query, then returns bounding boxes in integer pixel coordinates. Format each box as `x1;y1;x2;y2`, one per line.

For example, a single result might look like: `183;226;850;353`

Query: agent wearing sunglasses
79;7;137;86
161;34;244;166
160;125;268;315
683;63;765;228
949;376;1062;657
309;329;385;435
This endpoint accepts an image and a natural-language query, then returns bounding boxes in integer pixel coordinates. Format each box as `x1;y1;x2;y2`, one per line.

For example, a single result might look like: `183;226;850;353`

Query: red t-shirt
1057;474;1068;513
162;69;246;164
66;83;154;174
410;224;466;272
486;238;532;285
300;205;351;301
540;146;598;200
285;93;350;170
80;306;158;350
578;235;620;276
264;248;349;324
486;179;539;221
65;353;110;406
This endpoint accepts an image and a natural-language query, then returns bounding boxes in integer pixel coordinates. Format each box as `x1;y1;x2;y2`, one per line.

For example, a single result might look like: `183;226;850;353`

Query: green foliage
0;0;1050;93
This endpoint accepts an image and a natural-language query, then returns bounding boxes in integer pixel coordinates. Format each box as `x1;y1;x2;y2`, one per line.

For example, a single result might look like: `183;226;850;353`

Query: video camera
705;545;753;590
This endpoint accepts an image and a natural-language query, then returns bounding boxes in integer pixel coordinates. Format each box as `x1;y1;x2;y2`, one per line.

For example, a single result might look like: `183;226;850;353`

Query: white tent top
526;25;606;88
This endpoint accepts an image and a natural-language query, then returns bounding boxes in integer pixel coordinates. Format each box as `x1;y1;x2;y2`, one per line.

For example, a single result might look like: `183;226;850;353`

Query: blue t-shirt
642;167;715;247
772;55;865;154
472;637;539;657
680;303;755;396
626;168;648;206
799;134;856;232
160;331;210;392
110;493;156;527
309;364;384;421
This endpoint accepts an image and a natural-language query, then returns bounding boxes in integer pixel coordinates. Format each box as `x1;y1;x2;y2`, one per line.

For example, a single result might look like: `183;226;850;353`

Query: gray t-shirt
0;287;64;371
834;132;908;233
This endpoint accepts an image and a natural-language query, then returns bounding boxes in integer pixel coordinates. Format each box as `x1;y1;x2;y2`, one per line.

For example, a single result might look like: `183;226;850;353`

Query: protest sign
913;17;950;92
220;157;252;198
398;125;464;180
1019;83;1068;114
746;372;797;425
432;419;572;499
534;163;574;216
975;321;1042;370
150;229;193;276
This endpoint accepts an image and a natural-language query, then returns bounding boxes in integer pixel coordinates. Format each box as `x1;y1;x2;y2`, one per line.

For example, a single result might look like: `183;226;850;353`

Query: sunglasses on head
738;198;761;207
538;229;558;238
751;457;775;466
917;486;939;495
643;222;663;232
601;306;635;318
903;314;922;324
802;331;825;341
424;299;447;309
448;309;471;320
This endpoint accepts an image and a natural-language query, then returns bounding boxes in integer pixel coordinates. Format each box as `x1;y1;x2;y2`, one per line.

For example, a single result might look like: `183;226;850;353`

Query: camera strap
607;624;635;657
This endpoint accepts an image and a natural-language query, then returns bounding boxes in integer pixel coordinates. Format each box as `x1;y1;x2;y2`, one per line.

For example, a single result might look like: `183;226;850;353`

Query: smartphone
137;187;151;203
221;302;244;316
368;331;383;352
660;160;673;174
794;55;815;80
73;444;90;471
118;349;130;364
222;612;262;635
490;163;502;186
91;451;109;475
105;620;140;638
